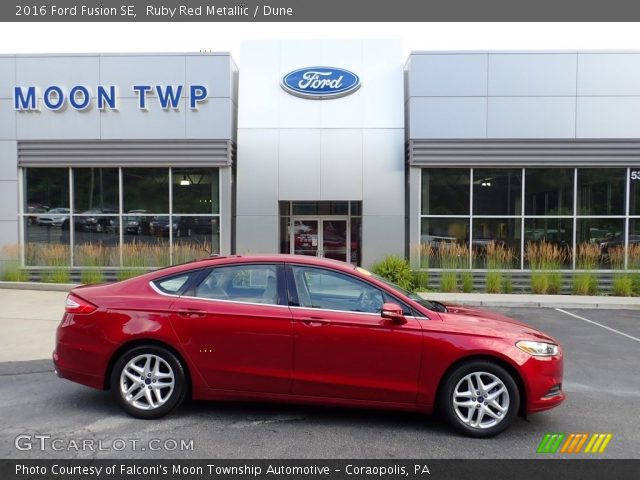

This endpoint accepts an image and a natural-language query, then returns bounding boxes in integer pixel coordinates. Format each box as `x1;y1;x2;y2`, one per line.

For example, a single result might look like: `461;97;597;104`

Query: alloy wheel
119;354;175;411
452;371;509;430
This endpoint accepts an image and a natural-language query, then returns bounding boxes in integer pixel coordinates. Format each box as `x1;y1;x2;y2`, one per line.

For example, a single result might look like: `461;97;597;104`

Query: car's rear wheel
439;360;519;437
110;345;186;419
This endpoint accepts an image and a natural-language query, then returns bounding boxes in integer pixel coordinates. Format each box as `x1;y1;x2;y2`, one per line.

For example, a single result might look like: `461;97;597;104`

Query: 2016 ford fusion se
53;255;564;437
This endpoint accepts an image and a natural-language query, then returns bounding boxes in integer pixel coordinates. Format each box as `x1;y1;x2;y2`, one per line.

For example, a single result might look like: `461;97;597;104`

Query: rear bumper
53;314;112;390
53;350;104;390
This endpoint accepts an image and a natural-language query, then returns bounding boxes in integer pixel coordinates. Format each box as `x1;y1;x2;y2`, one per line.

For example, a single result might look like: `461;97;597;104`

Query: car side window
153;272;196;295
195;264;279;305
290;266;384;314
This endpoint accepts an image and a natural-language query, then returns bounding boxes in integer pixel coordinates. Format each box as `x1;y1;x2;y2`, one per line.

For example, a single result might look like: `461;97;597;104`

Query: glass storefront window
577;168;625;216
577;218;625;269
630;169;640;215
25;168;69;210
20;167;221;269
73;168;119;213
172;168;220;214
630;219;640;269
524;218;573;267
525;168;573;216
421;169;469;215
291;201;349;216
24;222;70;267
73;223;119;267
421;217;469;246
123;168;169;214
473;168;522;216
172;216;220;262
24;168;71;267
472;218;521;268
279;217;291;255
122;237;171;268
420;217;470;268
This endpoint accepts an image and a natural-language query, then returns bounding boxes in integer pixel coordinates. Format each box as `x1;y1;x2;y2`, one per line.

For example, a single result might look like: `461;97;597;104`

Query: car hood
436;304;557;342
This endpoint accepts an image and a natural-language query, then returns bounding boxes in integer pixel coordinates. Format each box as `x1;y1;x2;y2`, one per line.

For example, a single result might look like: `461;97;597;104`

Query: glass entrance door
291;218;349;262
292;219;319;257
321;219;348;261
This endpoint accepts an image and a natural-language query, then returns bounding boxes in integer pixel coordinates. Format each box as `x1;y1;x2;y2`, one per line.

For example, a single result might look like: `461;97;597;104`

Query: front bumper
521;353;565;414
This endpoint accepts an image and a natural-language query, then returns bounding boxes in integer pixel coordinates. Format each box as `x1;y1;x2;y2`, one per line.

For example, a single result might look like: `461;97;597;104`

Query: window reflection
577;168;625;216
123;168;169;214
525;168;573;216
73;168;119;213
172;168;220;214
472;218;521;268
421;169;470;215
22;167;221;268
473;168;522;216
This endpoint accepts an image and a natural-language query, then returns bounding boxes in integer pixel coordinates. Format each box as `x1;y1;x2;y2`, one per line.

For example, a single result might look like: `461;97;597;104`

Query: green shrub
41;269;71;284
461;271;474;293
527;242;567;294
413;270;430;292
2;263;29;282
502;275;513;294
572;272;598;296
486;271;502;294
371;255;414;292
440;272;458;292
612;274;634;297
530;271;548;294
81;269;105;285
547;271;563;294
116;269;144;282
633;274;640;295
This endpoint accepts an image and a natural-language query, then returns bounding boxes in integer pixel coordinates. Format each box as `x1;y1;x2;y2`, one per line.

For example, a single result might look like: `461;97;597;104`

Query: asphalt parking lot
0;306;638;459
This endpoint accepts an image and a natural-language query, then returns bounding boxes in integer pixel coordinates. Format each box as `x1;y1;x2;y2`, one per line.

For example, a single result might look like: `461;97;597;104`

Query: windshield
370;273;447;313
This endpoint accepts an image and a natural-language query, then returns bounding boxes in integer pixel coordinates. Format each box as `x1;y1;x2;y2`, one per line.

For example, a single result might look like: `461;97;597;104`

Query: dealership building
1;42;639;275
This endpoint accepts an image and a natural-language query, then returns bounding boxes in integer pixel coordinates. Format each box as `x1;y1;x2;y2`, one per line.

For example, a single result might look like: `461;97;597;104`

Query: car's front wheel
110;345;186;419
439;360;519;437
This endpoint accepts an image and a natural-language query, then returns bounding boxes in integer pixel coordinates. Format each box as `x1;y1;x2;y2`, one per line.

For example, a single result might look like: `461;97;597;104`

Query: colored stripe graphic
559;433;588;453
537;433;565;453
538;433;612;454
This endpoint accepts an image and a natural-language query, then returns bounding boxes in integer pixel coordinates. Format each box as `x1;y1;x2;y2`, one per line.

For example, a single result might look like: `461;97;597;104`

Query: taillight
65;294;97;314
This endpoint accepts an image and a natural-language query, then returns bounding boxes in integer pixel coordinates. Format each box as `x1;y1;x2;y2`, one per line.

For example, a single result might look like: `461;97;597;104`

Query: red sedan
53;255;564;437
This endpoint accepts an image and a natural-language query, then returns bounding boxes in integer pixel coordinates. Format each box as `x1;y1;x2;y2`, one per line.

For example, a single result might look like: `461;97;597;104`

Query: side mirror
381;302;406;324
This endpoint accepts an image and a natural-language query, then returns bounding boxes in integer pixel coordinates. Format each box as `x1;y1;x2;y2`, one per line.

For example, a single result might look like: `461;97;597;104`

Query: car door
169;263;294;394
287;264;423;403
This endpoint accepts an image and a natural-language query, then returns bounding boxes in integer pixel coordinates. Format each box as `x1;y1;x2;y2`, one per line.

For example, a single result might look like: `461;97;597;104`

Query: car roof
151;254;360;277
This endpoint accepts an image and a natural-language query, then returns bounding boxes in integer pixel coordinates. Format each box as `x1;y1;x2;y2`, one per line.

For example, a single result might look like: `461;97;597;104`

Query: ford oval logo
281;67;361;100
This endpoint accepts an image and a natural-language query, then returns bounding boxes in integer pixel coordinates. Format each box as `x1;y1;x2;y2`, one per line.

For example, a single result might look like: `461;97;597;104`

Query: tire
96;224;103;233
136;226;142;235
110;345;187;419
175;229;181;238
439;360;519;438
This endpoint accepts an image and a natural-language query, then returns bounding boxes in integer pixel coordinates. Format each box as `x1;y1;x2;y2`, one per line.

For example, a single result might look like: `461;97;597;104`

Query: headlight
516;340;559;357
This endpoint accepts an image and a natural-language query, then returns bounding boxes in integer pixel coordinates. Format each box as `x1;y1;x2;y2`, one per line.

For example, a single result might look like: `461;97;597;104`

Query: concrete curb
419;292;640;310
0;281;78;292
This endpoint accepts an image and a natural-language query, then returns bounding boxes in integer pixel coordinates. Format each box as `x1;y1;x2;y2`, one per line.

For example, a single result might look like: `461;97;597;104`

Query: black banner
2;460;640;480
5;0;640;22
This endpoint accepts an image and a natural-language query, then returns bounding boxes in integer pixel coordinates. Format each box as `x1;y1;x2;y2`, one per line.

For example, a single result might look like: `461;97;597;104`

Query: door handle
177;309;207;318
301;317;329;327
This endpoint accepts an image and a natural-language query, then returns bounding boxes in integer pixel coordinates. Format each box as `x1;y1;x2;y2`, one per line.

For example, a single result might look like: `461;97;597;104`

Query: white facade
236;40;405;266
